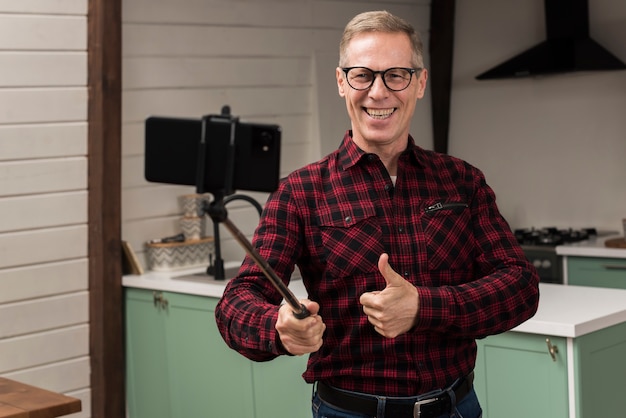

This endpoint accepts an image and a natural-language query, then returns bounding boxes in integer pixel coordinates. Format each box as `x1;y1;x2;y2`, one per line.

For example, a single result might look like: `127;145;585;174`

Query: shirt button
345;216;352;224
368;154;376;162
398;226;404;233
404;271;410;277
384;184;391;191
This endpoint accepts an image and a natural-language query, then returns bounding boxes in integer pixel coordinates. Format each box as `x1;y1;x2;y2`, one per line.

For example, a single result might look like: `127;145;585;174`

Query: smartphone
144;115;281;193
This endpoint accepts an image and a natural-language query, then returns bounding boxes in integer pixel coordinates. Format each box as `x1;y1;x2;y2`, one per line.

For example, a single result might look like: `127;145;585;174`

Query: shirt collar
337;131;424;170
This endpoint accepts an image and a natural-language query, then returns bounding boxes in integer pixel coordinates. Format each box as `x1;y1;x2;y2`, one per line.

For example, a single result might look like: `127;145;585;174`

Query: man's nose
369;74;388;96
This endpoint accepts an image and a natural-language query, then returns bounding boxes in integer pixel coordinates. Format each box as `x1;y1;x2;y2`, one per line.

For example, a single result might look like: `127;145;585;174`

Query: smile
365;108;396;119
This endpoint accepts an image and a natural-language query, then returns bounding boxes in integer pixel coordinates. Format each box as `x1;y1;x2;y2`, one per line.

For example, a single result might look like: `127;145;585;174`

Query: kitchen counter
122;261;307;299
124;266;626;339
123;262;246;298
556;234;626;258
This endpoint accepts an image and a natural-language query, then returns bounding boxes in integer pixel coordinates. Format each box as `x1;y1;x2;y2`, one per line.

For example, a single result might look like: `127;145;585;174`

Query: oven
514;227;600;284
518;244;562;284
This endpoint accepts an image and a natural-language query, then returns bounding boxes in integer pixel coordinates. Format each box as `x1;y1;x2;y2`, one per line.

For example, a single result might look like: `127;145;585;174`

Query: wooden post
88;0;125;417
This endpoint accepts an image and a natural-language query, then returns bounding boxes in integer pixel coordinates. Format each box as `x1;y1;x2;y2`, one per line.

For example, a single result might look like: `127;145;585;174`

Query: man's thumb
378;253;402;287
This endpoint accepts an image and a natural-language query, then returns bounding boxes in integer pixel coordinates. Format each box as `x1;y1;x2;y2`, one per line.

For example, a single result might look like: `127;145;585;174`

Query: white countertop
513;283;626;337
123;267;626;339
556;234;626;258
123;261;308;299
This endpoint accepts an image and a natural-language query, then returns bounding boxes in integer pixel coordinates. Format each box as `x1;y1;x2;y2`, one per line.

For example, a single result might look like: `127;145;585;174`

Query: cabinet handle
153;291;169;311
546;338;559;362
601;264;626;270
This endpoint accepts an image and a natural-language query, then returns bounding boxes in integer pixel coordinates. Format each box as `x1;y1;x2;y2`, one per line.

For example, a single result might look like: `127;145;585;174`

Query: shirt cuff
414;285;453;332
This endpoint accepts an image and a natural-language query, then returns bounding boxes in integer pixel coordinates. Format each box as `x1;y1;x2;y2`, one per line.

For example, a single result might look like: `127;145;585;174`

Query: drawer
567;256;626;289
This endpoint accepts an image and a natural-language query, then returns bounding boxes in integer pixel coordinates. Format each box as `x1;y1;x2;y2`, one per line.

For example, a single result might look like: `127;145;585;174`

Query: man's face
336;32;428;153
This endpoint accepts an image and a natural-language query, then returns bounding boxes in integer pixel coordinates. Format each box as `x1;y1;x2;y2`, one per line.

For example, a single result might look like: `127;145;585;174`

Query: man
215;10;539;418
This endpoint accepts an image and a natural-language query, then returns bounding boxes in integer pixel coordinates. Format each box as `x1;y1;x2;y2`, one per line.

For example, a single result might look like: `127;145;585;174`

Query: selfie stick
204;200;310;319
198;106;310;319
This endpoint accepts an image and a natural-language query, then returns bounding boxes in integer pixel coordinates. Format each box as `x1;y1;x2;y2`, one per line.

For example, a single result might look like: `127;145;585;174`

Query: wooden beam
429;0;456;154
88;0;124;417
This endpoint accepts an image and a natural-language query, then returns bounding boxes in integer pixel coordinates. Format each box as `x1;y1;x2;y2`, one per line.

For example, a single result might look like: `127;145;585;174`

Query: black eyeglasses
341;67;421;92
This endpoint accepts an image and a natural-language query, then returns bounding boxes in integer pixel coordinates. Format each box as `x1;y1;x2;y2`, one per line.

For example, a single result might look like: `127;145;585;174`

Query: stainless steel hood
476;0;626;80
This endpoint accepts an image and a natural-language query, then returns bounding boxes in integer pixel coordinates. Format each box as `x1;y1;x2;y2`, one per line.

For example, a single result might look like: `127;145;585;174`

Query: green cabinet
566;256;626;289
474;321;626;418
474;332;568;418
125;289;173;418
125;288;311;418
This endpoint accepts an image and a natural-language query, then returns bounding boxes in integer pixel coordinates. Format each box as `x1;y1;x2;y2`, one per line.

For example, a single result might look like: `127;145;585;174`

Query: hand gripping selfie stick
197;106;310;319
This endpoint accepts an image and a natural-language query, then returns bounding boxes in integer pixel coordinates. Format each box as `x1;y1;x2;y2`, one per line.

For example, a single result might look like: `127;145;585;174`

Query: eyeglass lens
345;67;414;91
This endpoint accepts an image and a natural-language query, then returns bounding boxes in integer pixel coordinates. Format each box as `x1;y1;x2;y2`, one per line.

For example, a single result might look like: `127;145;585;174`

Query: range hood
476;0;626;79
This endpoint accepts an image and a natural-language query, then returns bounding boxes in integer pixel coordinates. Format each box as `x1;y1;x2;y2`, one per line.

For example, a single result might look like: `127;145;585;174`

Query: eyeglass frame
341;66;422;92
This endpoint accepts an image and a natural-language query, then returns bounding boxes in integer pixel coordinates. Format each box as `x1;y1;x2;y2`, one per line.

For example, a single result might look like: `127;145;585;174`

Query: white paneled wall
0;1;90;417
121;0;429;269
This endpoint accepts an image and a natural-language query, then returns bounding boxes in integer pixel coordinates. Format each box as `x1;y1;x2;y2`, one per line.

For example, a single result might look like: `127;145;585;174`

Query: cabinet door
567;257;626;289
126;288;314;418
574;321;626;417
474;332;568;418
252;355;312;418
126;288;172;418
165;292;255;418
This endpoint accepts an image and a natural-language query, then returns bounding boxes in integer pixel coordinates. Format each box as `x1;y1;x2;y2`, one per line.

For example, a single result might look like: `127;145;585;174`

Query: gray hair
338;10;424;68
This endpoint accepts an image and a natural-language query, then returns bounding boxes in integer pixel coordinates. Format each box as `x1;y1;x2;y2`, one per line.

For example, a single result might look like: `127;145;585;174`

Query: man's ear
415;68;428;99
336;67;346;97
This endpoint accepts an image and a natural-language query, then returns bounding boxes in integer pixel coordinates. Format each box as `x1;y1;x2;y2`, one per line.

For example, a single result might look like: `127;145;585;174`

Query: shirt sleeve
413;169;540;338
214;180;301;361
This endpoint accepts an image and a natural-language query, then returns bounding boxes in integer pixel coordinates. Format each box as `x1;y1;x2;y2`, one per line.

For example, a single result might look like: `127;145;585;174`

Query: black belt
317;372;474;418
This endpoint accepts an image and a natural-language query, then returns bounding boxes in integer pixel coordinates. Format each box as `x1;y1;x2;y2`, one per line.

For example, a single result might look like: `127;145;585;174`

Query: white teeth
366;108;395;119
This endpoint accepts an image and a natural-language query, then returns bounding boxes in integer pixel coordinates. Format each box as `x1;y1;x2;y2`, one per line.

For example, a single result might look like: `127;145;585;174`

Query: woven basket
145;237;214;271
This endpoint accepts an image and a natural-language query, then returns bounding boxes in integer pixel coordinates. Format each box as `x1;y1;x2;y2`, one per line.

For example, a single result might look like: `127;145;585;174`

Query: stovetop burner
515;227;603;284
514;227;598;247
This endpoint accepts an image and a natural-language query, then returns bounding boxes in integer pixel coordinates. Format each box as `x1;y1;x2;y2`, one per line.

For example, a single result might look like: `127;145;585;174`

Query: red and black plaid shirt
215;131;539;396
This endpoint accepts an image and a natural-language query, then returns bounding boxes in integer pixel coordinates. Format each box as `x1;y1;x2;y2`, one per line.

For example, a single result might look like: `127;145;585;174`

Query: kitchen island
123;266;626;418
474;283;626;418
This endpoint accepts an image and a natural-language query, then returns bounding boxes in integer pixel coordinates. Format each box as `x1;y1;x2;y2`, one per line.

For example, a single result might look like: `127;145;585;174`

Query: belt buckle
413;397;438;418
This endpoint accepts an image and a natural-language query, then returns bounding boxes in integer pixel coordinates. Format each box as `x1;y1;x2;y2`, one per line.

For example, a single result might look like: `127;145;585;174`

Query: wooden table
0;378;81;418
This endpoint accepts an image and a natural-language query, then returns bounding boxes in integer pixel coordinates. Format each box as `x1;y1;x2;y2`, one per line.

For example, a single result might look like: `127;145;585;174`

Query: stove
514;227;599;284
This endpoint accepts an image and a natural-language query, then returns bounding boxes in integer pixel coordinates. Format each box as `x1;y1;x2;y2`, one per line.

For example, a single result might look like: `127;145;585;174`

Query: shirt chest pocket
316;203;383;277
421;201;474;271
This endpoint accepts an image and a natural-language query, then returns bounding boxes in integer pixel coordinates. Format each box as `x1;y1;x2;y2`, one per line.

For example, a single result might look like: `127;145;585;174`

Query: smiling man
215;10;539;418
337;25;427;176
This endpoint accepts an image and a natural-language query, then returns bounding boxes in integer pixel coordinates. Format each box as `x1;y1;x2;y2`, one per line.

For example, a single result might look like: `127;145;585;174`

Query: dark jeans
312;387;482;418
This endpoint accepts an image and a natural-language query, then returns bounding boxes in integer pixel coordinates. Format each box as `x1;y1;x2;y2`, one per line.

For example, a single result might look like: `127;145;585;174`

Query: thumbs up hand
359;253;420;338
